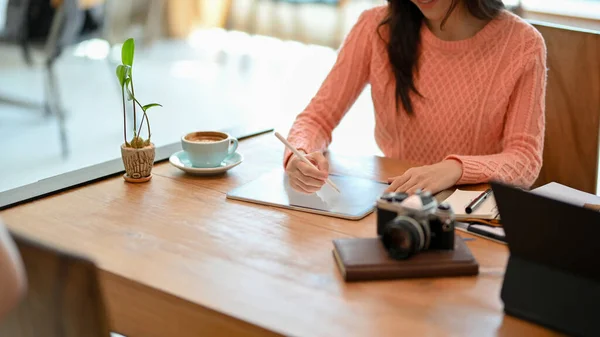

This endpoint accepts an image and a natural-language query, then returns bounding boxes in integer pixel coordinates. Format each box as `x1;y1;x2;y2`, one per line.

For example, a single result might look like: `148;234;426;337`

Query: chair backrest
0;232;111;337
531;22;600;194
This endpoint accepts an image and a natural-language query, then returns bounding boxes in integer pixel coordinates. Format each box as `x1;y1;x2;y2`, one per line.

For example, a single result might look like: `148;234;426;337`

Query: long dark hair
378;0;504;115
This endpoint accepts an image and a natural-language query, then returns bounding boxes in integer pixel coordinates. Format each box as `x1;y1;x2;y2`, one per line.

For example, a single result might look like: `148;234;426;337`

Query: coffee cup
181;131;238;168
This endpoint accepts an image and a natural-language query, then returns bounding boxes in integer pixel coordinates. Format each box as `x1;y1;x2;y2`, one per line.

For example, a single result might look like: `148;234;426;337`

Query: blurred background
0;0;599;194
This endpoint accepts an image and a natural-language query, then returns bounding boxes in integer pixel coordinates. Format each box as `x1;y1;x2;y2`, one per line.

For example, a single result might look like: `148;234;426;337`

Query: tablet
226;169;389;220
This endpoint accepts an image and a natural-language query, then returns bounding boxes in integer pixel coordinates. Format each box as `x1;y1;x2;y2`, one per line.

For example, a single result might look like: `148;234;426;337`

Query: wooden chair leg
144;0;165;46
291;3;305;43
247;0;260;35
223;0;235;30
219;0;233;30
333;0;349;47
269;0;282;40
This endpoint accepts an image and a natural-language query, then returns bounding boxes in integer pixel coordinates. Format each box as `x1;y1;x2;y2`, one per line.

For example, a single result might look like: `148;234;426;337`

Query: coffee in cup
181;131;238;168
185;133;224;143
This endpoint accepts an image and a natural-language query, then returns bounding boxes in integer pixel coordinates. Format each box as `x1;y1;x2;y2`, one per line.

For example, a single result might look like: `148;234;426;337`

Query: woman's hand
385;160;463;195
286;151;329;194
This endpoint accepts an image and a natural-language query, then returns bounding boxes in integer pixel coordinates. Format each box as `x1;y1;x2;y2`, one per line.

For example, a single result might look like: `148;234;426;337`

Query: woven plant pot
121;143;155;181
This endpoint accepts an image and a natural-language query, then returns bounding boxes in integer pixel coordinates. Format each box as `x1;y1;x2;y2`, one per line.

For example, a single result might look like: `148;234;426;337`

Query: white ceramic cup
181;131;238;168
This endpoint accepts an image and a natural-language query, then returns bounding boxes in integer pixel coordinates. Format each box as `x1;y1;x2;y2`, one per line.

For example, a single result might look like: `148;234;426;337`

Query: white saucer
169;151;243;176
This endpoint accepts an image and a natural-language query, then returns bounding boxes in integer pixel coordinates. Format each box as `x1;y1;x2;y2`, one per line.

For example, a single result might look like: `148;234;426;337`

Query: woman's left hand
385;160;463;195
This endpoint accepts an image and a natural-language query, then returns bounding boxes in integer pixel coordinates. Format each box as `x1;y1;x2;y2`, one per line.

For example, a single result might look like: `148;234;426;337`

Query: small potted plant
115;38;162;183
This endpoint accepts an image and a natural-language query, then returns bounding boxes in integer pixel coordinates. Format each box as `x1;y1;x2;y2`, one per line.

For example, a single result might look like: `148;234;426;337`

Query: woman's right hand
286;151;330;194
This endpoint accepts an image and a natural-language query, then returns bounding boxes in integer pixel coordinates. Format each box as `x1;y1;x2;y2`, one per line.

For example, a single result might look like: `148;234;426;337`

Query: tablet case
332;237;478;282
492;181;600;337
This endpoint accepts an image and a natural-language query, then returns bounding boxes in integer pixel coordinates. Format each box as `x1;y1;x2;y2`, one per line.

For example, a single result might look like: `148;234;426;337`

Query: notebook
532;182;600;208
442;189;499;220
332;237;479;282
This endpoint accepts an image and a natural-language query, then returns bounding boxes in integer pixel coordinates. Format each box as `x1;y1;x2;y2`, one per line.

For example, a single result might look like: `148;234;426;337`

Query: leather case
333;237;479;282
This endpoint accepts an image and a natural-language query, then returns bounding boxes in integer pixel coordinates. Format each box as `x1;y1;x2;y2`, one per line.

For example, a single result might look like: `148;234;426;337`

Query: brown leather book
333;237;479;282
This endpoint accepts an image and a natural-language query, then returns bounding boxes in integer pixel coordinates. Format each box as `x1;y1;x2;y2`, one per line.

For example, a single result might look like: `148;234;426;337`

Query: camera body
376;191;455;259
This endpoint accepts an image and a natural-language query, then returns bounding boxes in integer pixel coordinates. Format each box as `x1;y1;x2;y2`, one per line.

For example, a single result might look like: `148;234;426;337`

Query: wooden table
0;133;562;337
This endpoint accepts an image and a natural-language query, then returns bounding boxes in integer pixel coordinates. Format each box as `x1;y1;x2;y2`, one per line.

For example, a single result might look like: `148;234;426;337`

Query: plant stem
133;99;151;143
136;111;145;139
145;108;150;141
121;86;127;145
130;78;137;138
145;111;151;142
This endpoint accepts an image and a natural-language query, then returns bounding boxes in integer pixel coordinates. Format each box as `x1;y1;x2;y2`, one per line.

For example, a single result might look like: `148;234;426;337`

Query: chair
0;231;111;337
530;23;600;194
0;0;105;158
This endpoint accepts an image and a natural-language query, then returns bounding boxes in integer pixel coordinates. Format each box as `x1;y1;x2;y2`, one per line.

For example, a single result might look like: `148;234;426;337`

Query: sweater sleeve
445;38;547;187
283;9;376;167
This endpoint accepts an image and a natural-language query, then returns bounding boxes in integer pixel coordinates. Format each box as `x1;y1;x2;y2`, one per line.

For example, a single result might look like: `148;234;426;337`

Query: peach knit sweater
285;6;547;187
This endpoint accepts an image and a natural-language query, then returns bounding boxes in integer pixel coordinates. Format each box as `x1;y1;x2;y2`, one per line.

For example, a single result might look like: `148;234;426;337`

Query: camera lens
382;216;425;259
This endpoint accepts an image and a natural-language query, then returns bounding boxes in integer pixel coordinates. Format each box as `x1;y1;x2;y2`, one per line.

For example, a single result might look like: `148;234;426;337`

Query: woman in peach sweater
285;0;547;195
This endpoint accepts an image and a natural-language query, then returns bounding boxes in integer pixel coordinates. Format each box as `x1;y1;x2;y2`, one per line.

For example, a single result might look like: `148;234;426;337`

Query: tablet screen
226;169;389;220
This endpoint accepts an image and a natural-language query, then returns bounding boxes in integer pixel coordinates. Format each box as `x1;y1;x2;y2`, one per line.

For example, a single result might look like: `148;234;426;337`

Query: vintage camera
376;190;455;259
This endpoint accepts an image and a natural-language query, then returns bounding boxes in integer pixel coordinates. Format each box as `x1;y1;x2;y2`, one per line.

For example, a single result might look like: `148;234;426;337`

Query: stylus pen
465;188;493;214
274;132;340;193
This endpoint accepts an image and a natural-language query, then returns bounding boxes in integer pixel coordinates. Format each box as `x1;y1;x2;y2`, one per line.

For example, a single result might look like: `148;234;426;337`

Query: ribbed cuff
283;143;312;169
444;155;481;185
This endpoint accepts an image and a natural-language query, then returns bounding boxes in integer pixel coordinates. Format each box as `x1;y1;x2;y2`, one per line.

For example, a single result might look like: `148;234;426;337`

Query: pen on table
465;188;493;214
273;132;340;193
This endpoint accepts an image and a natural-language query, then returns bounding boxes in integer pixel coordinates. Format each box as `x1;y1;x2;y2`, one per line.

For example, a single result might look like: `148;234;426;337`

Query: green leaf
121;38;135;67
142;103;162;112
115;65;128;87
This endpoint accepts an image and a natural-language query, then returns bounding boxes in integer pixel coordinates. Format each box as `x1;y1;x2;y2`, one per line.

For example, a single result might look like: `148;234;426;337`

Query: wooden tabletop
0;133;562;337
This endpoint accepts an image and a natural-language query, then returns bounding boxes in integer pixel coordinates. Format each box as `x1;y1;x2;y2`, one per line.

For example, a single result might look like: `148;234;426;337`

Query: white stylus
274;132;340;193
